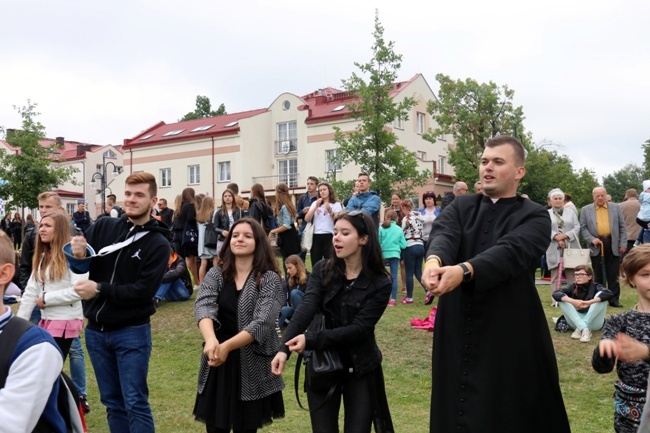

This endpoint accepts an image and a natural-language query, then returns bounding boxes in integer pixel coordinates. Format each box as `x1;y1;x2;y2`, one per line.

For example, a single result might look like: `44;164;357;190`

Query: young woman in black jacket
214;189;245;252
272;211;394;432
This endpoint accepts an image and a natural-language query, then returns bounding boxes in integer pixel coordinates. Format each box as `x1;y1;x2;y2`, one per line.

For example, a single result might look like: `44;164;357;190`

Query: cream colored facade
123;74;454;209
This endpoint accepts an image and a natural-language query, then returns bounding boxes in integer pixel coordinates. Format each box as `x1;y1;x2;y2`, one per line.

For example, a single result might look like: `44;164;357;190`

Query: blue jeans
404;244;425;298
386;258;399;300
154;279;190;302
278;289;305;328
69;336;87;397
86;324;154;433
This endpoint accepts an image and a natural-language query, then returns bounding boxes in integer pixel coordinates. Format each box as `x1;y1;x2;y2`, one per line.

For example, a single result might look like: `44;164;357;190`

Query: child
592;244;650;432
379;209;406;306
635;180;650;245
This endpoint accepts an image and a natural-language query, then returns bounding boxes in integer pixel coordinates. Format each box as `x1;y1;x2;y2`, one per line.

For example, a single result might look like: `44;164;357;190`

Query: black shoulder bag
294;314;344;411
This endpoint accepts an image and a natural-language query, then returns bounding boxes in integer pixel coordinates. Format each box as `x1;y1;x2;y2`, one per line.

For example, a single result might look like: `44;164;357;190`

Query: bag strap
95;231;149;256
0;316;34;388
294;351;339;412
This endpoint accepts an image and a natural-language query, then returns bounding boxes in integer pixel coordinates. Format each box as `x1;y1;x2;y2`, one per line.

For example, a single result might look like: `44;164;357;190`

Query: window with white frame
417;112;425;134
103;150;116;159
218;161;231;182
66;204;75;216
325;149;341;172
276;121;297;153
438;156;446;175
188;165;200;185
416;151;426;160
160;168;171;187
393;116;404;130
279;159;298;187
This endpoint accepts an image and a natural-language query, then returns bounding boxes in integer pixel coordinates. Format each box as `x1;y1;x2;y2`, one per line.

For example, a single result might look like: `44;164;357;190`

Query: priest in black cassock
422;135;571;433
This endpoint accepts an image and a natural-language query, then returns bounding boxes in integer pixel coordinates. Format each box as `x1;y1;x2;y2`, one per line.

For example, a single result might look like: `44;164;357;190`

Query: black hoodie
78;215;170;331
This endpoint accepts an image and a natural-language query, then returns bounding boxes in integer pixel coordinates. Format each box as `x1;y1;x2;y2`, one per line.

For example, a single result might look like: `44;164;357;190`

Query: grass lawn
62;274;635;432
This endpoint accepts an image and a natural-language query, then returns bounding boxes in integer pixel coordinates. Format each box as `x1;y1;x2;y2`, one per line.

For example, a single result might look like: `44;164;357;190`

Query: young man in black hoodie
71;172;169;433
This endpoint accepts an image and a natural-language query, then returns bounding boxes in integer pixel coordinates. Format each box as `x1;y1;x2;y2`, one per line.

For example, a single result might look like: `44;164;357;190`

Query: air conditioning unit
280;141;291;154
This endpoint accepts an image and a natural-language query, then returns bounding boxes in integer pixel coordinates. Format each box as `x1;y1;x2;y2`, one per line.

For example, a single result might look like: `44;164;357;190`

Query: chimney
76;144;92;157
56;136;65;146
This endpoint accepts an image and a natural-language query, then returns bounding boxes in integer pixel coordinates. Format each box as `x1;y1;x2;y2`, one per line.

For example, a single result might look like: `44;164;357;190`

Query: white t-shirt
309;201;343;234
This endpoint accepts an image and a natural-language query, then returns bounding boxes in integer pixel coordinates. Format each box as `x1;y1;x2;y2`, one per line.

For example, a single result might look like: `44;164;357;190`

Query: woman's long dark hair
218;217;280;284
322;211;389;287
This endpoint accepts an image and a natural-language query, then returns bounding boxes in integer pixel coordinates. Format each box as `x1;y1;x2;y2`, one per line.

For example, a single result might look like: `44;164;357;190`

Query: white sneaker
571;328;582;339
580;328;592;342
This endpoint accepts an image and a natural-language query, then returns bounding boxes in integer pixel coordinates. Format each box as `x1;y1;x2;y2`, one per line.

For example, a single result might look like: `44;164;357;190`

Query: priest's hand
423;265;464;296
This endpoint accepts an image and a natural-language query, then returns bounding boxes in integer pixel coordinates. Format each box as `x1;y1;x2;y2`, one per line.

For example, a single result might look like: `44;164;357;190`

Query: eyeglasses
574;273;589;277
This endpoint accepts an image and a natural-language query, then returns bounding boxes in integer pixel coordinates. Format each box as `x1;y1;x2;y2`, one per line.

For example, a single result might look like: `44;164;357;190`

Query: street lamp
90;153;122;216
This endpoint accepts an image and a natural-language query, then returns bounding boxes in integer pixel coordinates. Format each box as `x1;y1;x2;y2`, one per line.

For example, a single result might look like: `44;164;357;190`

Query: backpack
256;200;277;233
0;317;85;433
112;205;123;218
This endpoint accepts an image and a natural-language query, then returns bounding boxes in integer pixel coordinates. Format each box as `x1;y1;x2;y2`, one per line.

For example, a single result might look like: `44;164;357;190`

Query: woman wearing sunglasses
271;210;393;432
551;264;613;342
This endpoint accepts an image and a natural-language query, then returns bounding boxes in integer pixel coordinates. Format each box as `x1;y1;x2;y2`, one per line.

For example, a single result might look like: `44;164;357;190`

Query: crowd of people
5;136;650;432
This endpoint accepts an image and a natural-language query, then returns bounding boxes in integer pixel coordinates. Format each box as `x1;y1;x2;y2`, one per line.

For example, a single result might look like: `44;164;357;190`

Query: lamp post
90;153;122;217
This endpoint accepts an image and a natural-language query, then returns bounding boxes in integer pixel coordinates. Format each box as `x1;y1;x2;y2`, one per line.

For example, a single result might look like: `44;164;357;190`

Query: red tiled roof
52;189;84;199
123;109;268;149
0;137;110;161
301;74;420;125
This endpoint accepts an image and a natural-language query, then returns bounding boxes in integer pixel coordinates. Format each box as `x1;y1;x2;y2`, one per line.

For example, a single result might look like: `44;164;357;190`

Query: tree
425;74;527;185
0;101;76;211
643;139;650;178
520;145;598;207
332;12;430;204
603;163;645;202
179;95;227;121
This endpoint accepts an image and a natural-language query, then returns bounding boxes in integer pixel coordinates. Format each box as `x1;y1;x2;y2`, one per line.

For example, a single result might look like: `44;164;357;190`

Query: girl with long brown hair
16;212;86;359
269;183;301;259
304;182;342;266
197;196;216;284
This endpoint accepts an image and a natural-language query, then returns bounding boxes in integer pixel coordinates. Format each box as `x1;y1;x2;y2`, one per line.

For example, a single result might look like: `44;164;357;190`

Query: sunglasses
340;209;372;233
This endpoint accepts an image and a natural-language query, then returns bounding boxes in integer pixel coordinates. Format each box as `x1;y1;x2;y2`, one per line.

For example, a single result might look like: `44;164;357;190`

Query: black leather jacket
214;208;245;241
280;260;391;376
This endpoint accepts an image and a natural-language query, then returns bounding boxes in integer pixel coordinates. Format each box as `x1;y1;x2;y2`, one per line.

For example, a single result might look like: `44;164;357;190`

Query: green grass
48;273;636;432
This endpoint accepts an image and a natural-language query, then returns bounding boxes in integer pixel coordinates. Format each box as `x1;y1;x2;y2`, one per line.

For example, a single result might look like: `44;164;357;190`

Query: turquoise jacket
379;221;406;259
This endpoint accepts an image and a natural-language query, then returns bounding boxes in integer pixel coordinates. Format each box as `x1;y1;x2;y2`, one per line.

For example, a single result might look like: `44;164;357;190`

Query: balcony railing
274;139;298;155
251;174;300;190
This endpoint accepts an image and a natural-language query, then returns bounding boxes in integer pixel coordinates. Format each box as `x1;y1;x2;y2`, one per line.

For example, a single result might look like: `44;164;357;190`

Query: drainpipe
211;136;215;197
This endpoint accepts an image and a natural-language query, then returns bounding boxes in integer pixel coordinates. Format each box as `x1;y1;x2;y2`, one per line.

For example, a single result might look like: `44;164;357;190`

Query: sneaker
153;297;161;306
424;292;434;305
401;297;414;304
551;301;558;308
388;299;396;307
580;328;592;343
79;395;90;414
571;328;582;339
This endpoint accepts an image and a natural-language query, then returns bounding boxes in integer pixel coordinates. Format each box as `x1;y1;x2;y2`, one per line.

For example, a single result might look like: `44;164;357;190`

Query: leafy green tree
425;74;527;185
332;12;430;204
603;163;645;202
179;95;227;121
0;101;76;211
643;139;650;178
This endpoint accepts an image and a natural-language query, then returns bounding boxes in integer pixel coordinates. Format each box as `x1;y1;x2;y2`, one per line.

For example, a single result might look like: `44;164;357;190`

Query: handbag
279;224;302;257
294;314;344;411
563;242;591;269
204;212;218;248
301;222;314;252
182;221;198;248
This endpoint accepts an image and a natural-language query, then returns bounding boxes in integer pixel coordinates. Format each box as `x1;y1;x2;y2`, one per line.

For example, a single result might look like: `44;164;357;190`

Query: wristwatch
458;263;472;283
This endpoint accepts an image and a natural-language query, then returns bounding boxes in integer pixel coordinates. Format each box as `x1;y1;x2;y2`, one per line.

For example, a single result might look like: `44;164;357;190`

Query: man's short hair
453;182;468;193
126;172;157;198
485;135;527;166
159;198;167;205
307;176;319;184
226;183;239;194
37;191;62;206
626;188;639;199
358;172;371;182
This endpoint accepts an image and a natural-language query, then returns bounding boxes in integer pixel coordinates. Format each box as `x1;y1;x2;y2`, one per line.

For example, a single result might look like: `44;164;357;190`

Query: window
282;100;291;110
325;149;341;172
394;117;404;129
160;168;171;187
218;162;231;182
162;129;185;137
190;125;214;133
276;121;297;153
417;112;425;134
278;159;298;187
416;151;426;160
224;121;238;128
103;150;116;159
140;133;154;140
188;165;200;185
66;204;75;216
438;156;446;175
96;164;102;174
332;105;345;112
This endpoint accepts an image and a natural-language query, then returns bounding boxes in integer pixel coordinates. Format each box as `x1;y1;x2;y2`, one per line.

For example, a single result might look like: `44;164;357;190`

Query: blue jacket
347;191;381;226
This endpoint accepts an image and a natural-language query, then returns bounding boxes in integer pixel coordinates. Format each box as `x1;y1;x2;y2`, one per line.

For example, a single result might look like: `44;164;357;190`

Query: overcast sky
1;0;648;181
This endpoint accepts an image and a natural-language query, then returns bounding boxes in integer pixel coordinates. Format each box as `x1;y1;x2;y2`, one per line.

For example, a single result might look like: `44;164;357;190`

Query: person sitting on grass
277;254;310;328
154;245;193;305
552;264;613;342
592;244;650;433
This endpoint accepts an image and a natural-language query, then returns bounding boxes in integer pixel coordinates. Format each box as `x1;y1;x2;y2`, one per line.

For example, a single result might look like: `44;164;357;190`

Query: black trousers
590;236;622;303
310;233;333;267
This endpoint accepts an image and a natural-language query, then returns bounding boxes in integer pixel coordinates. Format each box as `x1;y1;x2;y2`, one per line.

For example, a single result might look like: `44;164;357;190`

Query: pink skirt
39;319;84;339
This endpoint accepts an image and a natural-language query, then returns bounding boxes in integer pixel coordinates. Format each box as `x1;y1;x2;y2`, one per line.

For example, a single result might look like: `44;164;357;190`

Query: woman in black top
272;211;394;432
178;188;199;285
10;212;23;251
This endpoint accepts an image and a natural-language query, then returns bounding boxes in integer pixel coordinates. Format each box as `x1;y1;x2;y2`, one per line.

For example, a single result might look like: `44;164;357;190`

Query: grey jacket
546;207;580;269
579;202;627;257
194;267;284;401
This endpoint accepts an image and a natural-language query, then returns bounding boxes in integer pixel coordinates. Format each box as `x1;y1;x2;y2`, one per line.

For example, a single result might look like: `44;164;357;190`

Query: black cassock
428;194;571;433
